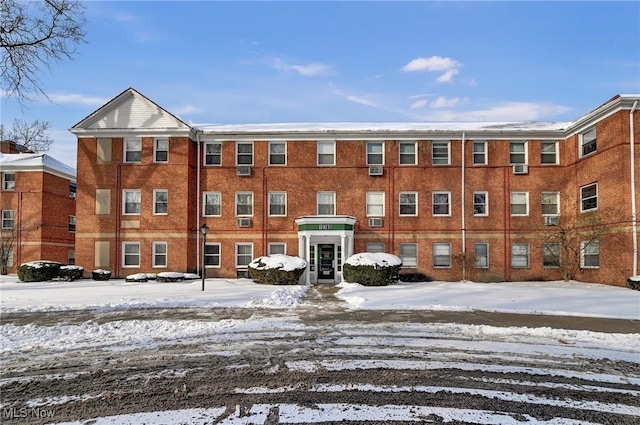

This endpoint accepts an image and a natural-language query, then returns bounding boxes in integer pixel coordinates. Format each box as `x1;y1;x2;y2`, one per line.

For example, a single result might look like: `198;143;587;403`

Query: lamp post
200;223;209;291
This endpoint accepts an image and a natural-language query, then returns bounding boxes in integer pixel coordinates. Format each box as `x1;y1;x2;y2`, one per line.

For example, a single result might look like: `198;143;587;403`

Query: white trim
510;191;529;216
153;189;168;215
268;141;287;166
366;141;385;165
317;141;336;166
152;241;168;268
432;191;451;216
122;241;141;268
235;141;254;166
235;191;254;217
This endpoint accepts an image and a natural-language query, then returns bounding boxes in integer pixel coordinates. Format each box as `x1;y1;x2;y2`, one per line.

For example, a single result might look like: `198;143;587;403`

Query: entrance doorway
317;244;335;283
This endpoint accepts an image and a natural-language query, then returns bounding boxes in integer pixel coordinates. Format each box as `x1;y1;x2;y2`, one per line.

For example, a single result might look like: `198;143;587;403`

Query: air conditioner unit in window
236;166;252;176
513;164;529;175
368;166;383;176
544;216;559;226
237;217;252;227
369;217;383;227
236;269;249;279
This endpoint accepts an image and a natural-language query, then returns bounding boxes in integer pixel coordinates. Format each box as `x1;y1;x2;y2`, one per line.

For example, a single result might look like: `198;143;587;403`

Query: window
366;243;385;253
269;142;286;165
433;243;451;268
268;243;286;255
203;192;221;217
309;245;315;271
337;245;342;272
2;173;15;190
68;250;75;265
399;142;417;165
96;138;112;163
399;243;417;267
317;192;336;215
236;243;253;267
543;243;560;268
235;192;253;216
366;192;385;216
2;210;15;229
68;215;76;232
95;189;110;215
581;240;599;268
432;192;451;216
366;142;384;165
580;127;596;157
317;141;335;165
153;189;168;215
69;181;77;199
123;190;141;215
153;242;167;267
399;192;417;216
510;192;529;216
473;141;487;165
541;142;558;164
509;141;527;165
122;242;140;267
95;241;110;268
541;192;559;216
474;243;489;268
432;142;450;165
236;142;253;165
204;242;221;267
580;183;598;212
204;142;222;165
154;138;169;163
511;243;530;268
269;192;287;216
473;192;488;216
124;138;142;163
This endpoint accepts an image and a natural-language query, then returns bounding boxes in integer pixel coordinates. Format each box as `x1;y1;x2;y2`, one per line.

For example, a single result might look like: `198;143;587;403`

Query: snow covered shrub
156;272;184;282
92;269;111;281
248;254;307;285
58;265;84;281
628;276;640;291
17;261;62;282
399;272;432;283
125;273;149;283
343;253;402;286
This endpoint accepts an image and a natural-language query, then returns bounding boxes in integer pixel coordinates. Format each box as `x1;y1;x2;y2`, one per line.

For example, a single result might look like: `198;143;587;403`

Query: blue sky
2;1;639;167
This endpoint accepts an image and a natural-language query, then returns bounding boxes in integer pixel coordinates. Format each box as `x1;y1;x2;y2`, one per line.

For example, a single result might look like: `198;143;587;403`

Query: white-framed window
203;192;221;217
123;189;141;215
152;241;167;267
204;242;221;267
432;191;451;216
473;191;488;216
510;191;529;216
511;243;530;268
236;142;253;165
68;215;76;232
580;127;597;157
235;243;253;268
541;191;559;216
269;142;286;165
399;243;417;267
68;249;75;265
269;192;287;216
317;191;335;215
153;189;168;215
366;243;385;253
509;141;527;165
580;240;599;269
399;142;417;165
399;192;418;216
2;172;15;190
473;141;487;165
433;243;451;268
580;183;598;212
432;141;450;165
317;141;335;166
2;210;15;229
235;192;253;216
366;142;384;165
204;142;222;166
268;242;286;255
122;242;140;267
474;243;489;268
154;138;169;163
541;141;558;164
124;138;142;163
69;181;77;199
543;243;560;268
366;191;385;217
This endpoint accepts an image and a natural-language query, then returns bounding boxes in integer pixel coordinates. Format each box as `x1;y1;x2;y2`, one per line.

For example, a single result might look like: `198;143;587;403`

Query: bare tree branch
1;118;53;152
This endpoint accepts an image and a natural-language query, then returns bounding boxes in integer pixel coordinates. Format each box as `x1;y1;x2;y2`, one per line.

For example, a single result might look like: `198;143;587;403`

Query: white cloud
413;101;571;122
436;69;459;83
410;99;428;109
346;95;378;108
401;56;462;83
49;93;110;106
430;96;463;109
171;104;203;116
273;59;332;77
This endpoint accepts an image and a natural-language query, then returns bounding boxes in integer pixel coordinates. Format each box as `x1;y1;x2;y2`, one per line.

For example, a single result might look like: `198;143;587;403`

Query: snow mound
345;252;402;267
249;254;307;271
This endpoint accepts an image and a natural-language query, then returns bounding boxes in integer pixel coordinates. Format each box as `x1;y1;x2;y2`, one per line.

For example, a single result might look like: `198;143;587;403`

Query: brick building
0;148;77;273
71;89;639;286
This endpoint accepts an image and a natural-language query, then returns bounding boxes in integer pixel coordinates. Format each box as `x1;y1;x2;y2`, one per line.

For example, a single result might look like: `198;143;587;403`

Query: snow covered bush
125;273;149;283
17;261;61;282
92;269;111;281
248;254;307;285
343;253;402;286
628;276;640;291
58;265;84;281
156;272;184;282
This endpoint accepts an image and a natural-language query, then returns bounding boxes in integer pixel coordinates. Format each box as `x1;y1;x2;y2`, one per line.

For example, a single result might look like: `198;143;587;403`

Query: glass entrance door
318;244;335;282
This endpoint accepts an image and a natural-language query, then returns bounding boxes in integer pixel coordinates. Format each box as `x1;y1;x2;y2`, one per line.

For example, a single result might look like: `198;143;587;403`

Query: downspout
196;131;202;277
461;133;466;260
630;101;638;276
